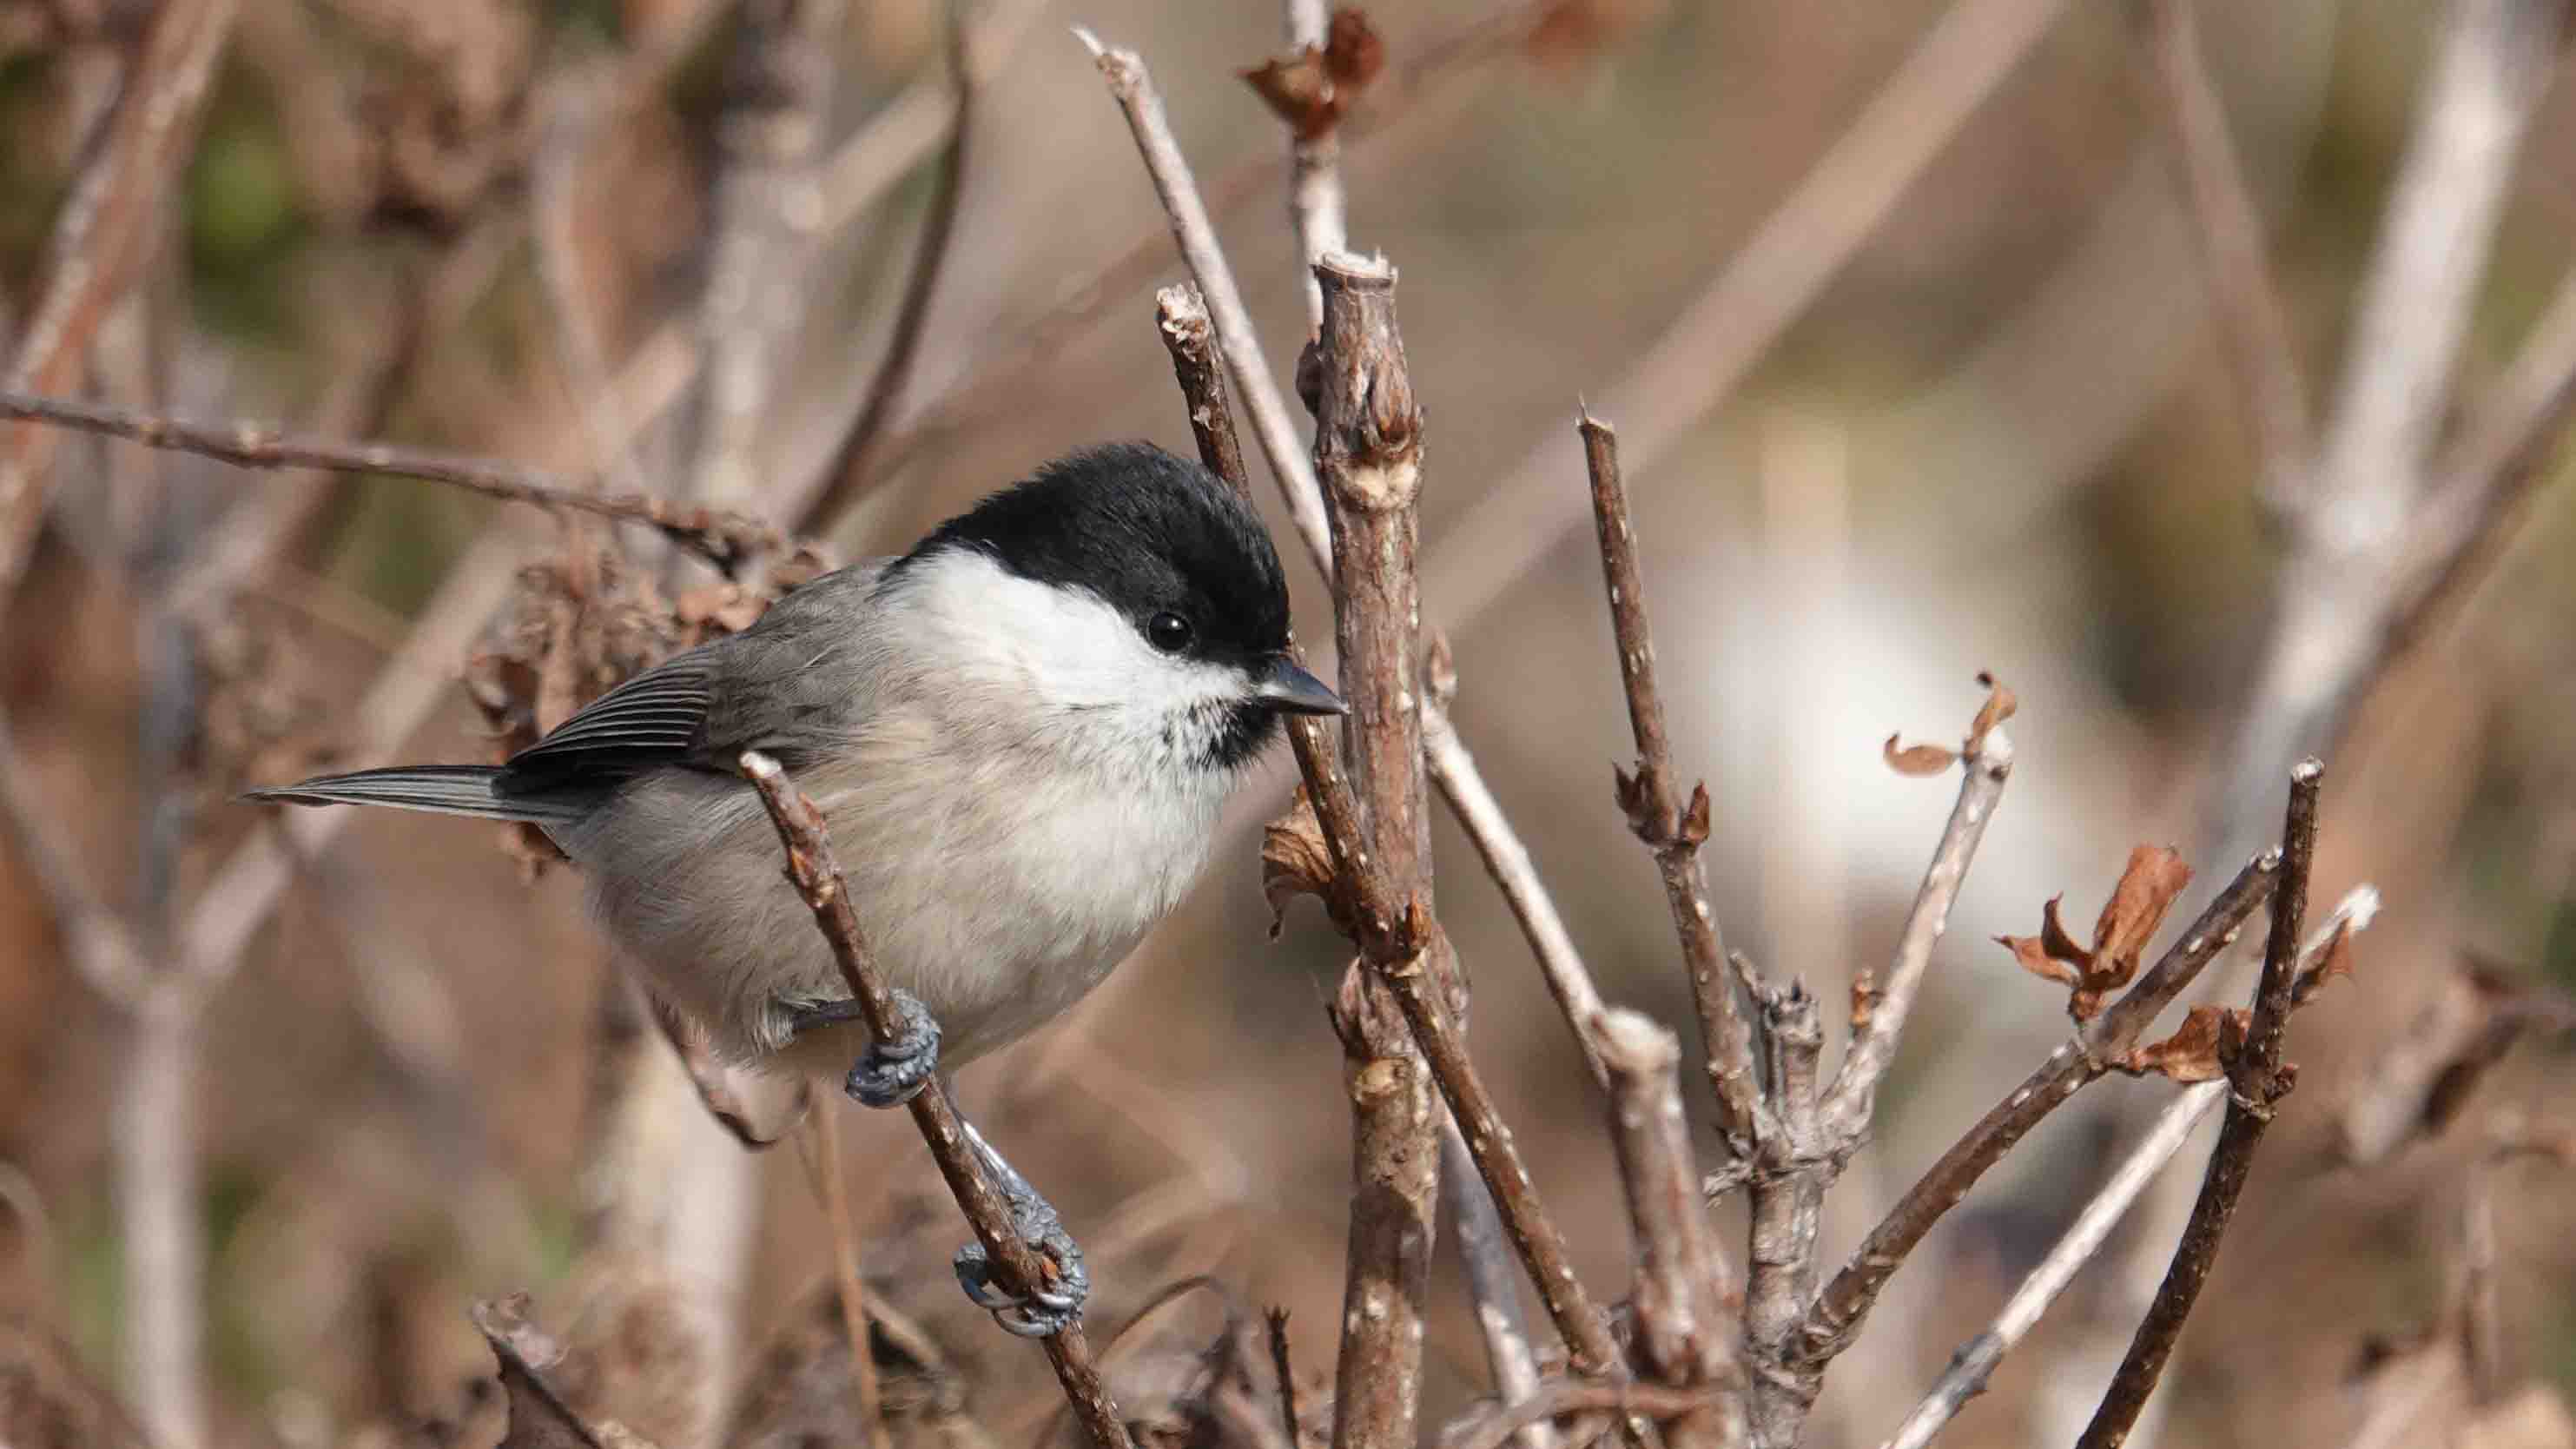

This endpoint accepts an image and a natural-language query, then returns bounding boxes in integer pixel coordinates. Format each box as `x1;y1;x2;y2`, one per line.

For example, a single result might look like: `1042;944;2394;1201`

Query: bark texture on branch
738;753;1133;1449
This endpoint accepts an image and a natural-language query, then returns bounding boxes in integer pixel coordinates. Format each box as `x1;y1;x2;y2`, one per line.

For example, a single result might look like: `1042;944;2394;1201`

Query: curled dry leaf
1241;7;1384;141
1882;734;1957;777
1967;671;2017;754
1996;846;2194;1020
2115;1004;2244;1084
1262;788;1341;939
2291;919;2359;1007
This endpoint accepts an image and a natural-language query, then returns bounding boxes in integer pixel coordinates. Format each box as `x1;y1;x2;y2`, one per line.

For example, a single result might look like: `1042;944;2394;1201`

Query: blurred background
2;1;2573;1446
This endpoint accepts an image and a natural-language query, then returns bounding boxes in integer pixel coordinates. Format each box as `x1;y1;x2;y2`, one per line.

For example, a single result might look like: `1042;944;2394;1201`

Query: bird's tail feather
242;764;574;824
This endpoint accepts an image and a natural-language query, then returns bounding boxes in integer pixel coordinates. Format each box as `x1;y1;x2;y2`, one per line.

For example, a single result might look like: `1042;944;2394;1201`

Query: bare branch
1598;1009;1748;1449
803;6;975;535
1880;1079;2229;1449
2074;759;2323;1449
1441;1126;1558;1449
1267;1308;1306;1446
737;751;1134;1449
1580;413;1761;1145
1424;705;1612;1088
1796;847;2282;1369
1076;27;1334;572
0;0;237;602
1824;724;2016;1135
1099;23;1611;1144
0;390;788;570
1281;0;1349;334
2137;0;2308;502
0;709;146;1003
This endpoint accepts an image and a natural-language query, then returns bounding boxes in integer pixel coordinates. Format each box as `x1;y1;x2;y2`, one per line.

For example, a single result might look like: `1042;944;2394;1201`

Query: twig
2137;0;2308;505
2074;760;2323;1449
1309;250;1441;1449
0;390;788;570
1282;0;1348;334
1423;706;1611;1088
1077;28;1334;572
1442;1381;1743;1449
1159;281;1561;1447
1824;728;2017;1133
1796;847;2283;1368
0;0;236;604
1879;1079;2228;1449
1578;413;1760;1146
1597;1009;1748;1449
803;3;975;535
1440;1126;1557;1449
1424;0;2079;628
737;751;1133;1449
0;709;145;1002
1266;1309;1305;1446
1089;28;1609;1137
814;1106;891;1449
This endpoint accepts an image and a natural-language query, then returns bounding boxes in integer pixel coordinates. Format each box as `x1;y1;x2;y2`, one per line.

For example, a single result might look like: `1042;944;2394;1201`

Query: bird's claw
842;989;941;1109
952;1188;1087;1337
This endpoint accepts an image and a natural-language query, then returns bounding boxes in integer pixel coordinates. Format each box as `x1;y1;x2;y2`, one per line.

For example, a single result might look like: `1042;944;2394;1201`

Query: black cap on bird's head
905;442;1344;737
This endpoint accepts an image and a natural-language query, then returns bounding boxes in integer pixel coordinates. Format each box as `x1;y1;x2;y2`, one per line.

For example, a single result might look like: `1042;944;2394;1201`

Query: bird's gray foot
953;1122;1087;1336
791;989;939;1109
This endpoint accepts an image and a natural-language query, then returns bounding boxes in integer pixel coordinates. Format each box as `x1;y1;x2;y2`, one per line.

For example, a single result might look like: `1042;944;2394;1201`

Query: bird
247;441;1344;1334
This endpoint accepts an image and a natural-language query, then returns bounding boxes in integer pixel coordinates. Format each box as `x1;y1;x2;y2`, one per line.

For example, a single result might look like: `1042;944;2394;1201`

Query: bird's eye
1146;612;1195;653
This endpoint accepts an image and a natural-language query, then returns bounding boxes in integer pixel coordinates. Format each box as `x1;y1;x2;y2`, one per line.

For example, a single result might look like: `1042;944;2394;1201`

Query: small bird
248;441;1343;1334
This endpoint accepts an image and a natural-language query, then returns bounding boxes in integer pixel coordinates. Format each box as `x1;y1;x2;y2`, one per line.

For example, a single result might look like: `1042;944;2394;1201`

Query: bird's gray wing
497;560;888;792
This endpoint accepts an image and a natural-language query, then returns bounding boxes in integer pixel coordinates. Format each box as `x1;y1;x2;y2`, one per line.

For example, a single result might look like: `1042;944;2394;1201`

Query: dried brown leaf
1263;790;1338;939
2117;1005;2243;1083
1242;48;1337;139
2038;894;2091;972
1998;933;2082;992
1883;733;1956;777
2292;920;2359;1006
1324;9;1385;88
1966;671;2017;753
2088;845;2194;990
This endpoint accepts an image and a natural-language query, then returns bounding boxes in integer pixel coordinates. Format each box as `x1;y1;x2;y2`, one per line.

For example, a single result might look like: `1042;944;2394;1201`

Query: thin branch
1076;28;1334;572
1311;250;1442;1449
1597;1009;1749;1449
1266;1309;1305;1446
803;3;976;535
1283;0;1348;334
1795;847;2283;1368
1440;1126;1558;1449
1579;413;1760;1146
2074;760;2323;1449
737;751;1134;1449
2137;0;2308;503
0;0;237;603
1879;1078;2228;1449
0;390;788;570
0;709;146;1002
1823;728;2016;1135
1160;281;1564;1446
1088;29;1610;1147
1423;705;1612;1088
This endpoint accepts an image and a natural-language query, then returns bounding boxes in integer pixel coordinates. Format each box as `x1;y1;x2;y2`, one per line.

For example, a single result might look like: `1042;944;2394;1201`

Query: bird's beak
1255;657;1347;716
